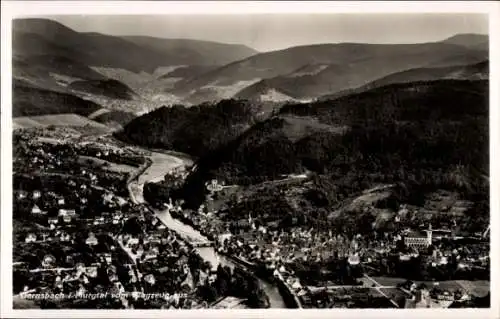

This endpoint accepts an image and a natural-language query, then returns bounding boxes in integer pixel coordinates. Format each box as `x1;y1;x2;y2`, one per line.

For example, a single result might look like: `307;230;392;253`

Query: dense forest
177;80;488;205
92;110;138;127
13;80;102;117
116;99;264;157
68;79;136;100
132;79;488;234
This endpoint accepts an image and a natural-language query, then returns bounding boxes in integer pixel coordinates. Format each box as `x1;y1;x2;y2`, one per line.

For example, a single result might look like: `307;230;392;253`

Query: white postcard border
1;1;499;318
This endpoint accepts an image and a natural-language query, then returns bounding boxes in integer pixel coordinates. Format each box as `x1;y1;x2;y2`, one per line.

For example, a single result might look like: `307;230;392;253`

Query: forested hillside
177;79;488;208
68;79;137;100
116;99;264;157
13;80;103;117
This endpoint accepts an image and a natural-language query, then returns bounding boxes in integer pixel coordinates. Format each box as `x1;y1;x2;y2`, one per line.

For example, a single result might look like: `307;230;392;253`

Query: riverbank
167;209;301;308
125;147;287;308
225;254;301;309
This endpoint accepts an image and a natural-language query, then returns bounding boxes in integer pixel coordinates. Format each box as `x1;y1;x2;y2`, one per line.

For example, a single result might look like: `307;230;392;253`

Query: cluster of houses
27;187;131;229
159;182;491;309
18;192;208;308
399;280;485;308
14;133;220;308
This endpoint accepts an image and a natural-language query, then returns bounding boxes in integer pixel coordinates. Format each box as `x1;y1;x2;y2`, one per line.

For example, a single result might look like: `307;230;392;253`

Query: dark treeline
92;110;137;127
175;80;488;211
115;99;264;158
13;79;102;117
68;79;136;100
133;80;489;235
279;79;488;125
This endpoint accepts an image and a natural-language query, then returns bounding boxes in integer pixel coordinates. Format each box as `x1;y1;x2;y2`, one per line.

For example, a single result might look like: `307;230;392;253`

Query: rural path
308;284;396;291
363;274;400;308
87;108;112;120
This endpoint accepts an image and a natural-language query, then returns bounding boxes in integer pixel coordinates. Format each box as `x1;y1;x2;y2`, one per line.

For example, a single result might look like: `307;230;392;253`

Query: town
13;128;267;309
153;173;491;308
12;125;490;310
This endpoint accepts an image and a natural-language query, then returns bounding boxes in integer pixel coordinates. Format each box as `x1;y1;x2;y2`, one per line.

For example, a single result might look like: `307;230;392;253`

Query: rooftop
406;231;428;238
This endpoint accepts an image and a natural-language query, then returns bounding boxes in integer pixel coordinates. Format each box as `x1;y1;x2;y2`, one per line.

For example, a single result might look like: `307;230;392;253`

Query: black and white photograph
1;1;499;318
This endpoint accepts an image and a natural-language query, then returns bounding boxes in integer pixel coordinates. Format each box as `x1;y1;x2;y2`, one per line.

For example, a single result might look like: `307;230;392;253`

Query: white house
60;232;71;242
17;191;28;200
62;215;72;223
127;238;140;247
103;193;114;203
103;253;112;264
58;209;68;217
42;255;55;268
291;280;302;290
25;233;37;243
348;253;361;266
93;217;105;225
144;274;156;285
86;233;98;246
31;205;45;215
144;249;158;260
32;190;41;200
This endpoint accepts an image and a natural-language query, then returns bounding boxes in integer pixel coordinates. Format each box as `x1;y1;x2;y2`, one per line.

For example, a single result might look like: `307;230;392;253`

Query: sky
46;14;488;52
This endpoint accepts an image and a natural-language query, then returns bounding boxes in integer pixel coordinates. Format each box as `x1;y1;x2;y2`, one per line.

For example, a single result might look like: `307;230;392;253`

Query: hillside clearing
13;114;112;134
77;155;137;173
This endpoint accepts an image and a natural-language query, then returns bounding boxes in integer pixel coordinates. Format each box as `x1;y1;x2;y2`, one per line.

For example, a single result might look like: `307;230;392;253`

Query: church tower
425;224;433;247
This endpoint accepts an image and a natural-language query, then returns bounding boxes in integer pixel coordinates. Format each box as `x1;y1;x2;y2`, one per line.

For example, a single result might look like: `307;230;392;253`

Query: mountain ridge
319;60;488;101
13;18;259;73
171;39;488;101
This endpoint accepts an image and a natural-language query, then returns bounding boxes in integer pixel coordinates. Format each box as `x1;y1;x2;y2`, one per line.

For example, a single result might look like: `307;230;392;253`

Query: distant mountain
14;55;106;81
12;19;490;109
173;38;487;101
122;36;258;66
441;33;488;50
13;20;166;74
320;60;488;101
13;18;259;74
12;18;262;111
68;79;137;100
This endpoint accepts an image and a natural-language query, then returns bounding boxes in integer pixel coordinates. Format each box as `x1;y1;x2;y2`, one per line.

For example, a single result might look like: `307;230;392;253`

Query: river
129;148;287;308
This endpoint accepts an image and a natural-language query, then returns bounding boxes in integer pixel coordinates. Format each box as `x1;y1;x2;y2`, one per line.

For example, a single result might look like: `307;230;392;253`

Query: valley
10;16;491;311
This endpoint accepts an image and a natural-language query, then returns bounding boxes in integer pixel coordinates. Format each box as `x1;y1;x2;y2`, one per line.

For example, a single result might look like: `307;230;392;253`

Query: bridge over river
125;146;287;308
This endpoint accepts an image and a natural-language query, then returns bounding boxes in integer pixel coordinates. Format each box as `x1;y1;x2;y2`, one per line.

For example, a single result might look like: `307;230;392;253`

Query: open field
77;155;137;173
87;108;112;120
379;287;410;301
280;115;349;142
369;277;408;287
455;280;489;297
13;114;112;134
370;276;489;297
137;151;192;185
326;287;387;297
